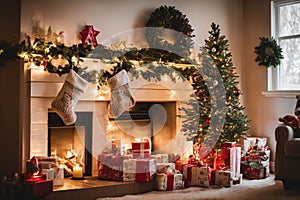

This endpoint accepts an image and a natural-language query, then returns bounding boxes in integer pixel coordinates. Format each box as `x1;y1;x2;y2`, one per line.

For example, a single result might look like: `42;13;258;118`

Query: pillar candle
73;165;83;178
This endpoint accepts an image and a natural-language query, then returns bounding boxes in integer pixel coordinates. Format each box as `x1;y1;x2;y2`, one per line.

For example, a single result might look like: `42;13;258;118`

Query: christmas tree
196;22;250;149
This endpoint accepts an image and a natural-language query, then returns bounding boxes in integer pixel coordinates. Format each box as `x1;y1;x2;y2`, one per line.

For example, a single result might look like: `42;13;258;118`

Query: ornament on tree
51;69;89;125
80;25;100;47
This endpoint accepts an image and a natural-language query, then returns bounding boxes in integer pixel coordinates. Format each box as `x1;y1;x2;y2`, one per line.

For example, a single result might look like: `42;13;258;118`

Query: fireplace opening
106;101;177;153
48;112;92;176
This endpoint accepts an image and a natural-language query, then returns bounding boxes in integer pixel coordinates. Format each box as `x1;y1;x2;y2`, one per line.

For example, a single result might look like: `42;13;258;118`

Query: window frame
265;0;300;97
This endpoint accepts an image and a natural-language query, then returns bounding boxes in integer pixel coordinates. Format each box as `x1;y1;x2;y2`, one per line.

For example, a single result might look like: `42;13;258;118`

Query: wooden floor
42;177;155;200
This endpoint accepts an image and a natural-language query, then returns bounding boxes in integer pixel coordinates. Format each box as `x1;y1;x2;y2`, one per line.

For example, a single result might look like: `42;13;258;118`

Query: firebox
48;112;92;176
106;101;177;153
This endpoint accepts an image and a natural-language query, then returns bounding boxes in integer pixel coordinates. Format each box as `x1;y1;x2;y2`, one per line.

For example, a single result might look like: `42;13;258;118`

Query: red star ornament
80;25;100;46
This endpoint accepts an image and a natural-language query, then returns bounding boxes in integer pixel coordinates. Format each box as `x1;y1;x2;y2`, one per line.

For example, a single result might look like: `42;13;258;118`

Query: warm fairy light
170;90;176;96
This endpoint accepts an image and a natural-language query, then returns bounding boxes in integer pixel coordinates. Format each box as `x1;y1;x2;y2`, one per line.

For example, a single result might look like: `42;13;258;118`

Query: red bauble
80;25;100;46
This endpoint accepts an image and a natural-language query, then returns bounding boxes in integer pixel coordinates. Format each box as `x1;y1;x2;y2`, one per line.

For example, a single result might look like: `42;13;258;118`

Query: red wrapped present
175;160;183;173
242;165;264;179
24;174;46;183
132;140;150;151
110;169;123;181
218;147;242;180
98;153;114;180
220;142;236;148
23;179;53;198
182;164;199;186
135;159;156;182
133;150;151;159
98;163;112;180
215;170;232;188
166;174;174;191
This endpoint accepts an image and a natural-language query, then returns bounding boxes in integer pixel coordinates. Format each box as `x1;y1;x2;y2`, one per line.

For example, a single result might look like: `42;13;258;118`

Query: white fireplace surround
29;58;193;176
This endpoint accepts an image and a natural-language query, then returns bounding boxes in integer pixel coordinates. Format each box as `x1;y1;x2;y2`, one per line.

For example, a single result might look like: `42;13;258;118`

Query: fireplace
48;112;92;176
29;62;193;177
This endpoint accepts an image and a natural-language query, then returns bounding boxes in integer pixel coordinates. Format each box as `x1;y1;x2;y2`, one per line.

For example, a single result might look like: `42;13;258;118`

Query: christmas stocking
108;69;135;118
51;69;88;125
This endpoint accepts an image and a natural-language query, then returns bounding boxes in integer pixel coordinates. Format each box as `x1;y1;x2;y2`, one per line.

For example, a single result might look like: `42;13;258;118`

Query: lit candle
73;165;83;178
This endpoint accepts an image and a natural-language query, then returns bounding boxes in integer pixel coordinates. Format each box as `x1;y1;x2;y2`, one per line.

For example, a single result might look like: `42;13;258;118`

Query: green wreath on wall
254;37;284;68
145;5;195;58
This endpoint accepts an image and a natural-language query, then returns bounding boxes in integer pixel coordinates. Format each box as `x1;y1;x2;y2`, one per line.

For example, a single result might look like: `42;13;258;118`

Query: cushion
279;115;300;130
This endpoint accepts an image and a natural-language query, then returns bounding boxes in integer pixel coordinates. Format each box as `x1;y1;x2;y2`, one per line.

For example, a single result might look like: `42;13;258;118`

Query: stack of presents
98;137;270;191
240;137;270;180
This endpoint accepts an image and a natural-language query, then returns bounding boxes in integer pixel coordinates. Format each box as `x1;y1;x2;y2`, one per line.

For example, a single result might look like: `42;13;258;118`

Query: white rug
97;175;300;200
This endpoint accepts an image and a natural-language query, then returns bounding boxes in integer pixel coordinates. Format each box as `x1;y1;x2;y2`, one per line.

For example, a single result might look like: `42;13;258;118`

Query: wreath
254;37;284;68
145;5;195;58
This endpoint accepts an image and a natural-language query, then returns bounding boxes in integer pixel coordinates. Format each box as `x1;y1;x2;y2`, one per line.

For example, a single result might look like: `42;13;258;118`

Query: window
270;0;300;91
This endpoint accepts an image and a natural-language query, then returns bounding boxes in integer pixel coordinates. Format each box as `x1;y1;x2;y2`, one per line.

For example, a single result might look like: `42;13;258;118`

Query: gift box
110;169;123;181
218;146;241;180
35;156;59;170
241;149;270;179
220;142;236;148
151;154;169;163
132;150;151;159
23;179;53;198
219;147;236;178
132;141;150;151
175;160;183;173
241;165;265;179
173;172;184;190
41;168;55;180
111;139;121;153
168;153;181;163
98;153;114;180
235;147;241;179
215;170;232;188
233;174;243;185
53;167;64;186
155;173;167;191
123;158;156;182
156;163;175;174
182;164;198;186
123;159;136;182
135;159;156;182
197;166;211;188
239;137;267;152
155;172;183;191
166;174;174;191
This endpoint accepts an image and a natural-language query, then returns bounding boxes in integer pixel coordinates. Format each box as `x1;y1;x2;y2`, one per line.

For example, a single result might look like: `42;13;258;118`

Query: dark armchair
275;95;300;189
275;123;300;189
